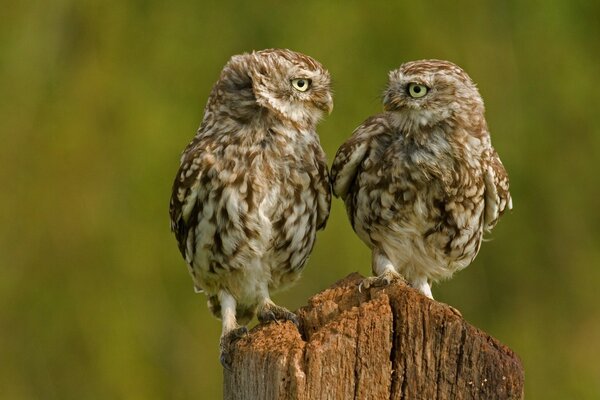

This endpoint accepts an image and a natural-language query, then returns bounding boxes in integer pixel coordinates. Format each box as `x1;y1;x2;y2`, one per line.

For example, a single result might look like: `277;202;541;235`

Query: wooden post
224;273;524;400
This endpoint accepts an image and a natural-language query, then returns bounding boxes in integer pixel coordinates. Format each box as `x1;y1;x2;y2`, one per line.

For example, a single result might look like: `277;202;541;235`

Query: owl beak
326;94;334;115
316;93;333;115
382;90;396;111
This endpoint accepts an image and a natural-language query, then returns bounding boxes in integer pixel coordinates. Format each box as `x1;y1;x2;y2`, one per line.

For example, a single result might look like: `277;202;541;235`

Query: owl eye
407;83;429;98
291;78;311;92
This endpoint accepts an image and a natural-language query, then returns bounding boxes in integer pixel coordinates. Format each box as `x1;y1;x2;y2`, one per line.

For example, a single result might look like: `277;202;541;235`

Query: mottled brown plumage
169;49;332;366
331;59;511;299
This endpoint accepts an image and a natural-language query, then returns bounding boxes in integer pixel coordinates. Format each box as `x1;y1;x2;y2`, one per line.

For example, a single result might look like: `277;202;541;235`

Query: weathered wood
224;273;524;400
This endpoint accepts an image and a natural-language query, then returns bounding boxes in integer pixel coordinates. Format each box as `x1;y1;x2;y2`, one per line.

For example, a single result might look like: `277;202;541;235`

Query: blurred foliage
1;0;599;398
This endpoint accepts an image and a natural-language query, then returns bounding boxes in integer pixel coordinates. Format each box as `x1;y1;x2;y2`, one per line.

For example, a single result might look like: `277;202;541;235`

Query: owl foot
359;270;405;293
219;326;248;370
257;302;299;327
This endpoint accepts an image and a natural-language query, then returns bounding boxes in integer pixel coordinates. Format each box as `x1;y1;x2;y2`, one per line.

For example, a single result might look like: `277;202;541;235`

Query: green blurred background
2;1;599;398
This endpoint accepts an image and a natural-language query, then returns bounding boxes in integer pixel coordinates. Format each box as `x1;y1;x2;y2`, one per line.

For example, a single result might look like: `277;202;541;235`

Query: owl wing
169;141;211;265
331;116;386;199
314;147;332;230
483;148;512;231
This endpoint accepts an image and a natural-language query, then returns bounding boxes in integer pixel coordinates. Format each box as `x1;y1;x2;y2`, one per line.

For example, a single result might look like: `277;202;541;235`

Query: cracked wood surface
223;273;524;400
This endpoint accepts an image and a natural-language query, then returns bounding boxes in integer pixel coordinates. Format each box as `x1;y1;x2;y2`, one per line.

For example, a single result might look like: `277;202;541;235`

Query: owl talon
447;305;462;318
260;310;278;324
258;303;299;327
359;271;404;292
220;326;248;370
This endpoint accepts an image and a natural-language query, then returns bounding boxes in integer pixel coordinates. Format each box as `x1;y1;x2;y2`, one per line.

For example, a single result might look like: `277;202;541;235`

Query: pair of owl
169;49;512;367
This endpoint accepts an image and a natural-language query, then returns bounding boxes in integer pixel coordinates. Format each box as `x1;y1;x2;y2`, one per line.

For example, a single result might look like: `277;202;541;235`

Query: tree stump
223;273;524;400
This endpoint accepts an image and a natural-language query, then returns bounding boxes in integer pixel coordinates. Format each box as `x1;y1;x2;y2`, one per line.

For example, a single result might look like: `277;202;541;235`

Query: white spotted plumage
169;49;332;366
331;59;511;299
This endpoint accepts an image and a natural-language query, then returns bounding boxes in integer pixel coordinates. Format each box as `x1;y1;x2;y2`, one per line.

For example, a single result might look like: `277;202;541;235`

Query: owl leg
411;276;434;299
409;277;462;316
359;249;405;292
218;290;248;369
257;295;299;327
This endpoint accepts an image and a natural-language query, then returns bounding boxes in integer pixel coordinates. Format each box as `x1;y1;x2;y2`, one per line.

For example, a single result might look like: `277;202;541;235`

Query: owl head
213;49;333;128
383;60;485;133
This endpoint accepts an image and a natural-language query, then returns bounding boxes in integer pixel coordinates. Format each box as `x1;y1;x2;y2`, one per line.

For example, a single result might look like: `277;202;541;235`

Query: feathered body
169;49;332;365
331;60;511;298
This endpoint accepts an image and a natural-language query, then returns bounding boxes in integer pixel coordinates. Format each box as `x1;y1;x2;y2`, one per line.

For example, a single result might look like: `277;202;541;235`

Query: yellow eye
407;83;429;98
291;78;311;92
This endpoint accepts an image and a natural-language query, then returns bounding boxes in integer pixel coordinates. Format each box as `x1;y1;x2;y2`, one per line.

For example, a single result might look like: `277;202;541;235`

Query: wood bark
224;273;524;400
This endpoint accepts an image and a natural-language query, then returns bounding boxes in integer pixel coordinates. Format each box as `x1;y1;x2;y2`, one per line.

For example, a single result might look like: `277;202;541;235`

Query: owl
169;49;332;367
331;60;511;299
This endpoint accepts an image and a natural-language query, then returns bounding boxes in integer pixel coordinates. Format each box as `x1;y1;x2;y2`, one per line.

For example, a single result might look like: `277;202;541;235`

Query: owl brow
291;77;312;83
